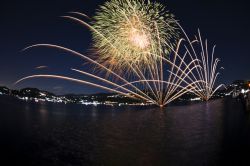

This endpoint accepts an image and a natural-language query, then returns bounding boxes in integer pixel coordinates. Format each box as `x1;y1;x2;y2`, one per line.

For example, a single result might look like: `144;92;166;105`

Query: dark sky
0;0;249;94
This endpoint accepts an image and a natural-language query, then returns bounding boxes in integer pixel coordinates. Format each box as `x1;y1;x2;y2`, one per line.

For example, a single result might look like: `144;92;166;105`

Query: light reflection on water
1;96;250;166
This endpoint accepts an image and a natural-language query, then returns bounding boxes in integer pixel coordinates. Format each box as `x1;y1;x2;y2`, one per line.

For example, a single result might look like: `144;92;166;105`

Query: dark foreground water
1;96;250;166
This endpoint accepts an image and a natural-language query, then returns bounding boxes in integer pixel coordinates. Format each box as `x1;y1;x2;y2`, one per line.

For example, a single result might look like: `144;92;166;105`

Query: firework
91;0;179;69
15;0;223;107
175;24;225;101
18;42;201;107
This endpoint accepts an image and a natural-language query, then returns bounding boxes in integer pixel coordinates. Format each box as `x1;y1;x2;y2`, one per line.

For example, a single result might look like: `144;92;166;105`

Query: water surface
1;96;250;166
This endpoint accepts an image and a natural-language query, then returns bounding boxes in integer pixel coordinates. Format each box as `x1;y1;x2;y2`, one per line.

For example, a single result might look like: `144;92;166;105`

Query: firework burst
91;0;179;69
175;24;225;101
193;32;225;101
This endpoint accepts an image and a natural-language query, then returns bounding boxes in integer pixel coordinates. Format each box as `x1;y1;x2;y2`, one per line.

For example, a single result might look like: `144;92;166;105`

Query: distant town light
241;89;250;94
190;97;201;101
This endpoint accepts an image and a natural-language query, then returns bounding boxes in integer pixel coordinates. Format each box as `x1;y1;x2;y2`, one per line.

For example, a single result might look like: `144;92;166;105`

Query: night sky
0;0;249;94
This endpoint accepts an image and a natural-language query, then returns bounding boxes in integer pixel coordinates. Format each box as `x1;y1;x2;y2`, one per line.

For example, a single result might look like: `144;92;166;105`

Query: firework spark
35;66;48;69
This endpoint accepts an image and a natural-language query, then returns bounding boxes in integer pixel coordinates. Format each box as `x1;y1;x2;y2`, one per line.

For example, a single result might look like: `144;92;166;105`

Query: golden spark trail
15;75;156;104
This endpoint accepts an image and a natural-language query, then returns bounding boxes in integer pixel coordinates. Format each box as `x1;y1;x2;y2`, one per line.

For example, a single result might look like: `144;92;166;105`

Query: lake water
1;96;250;166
